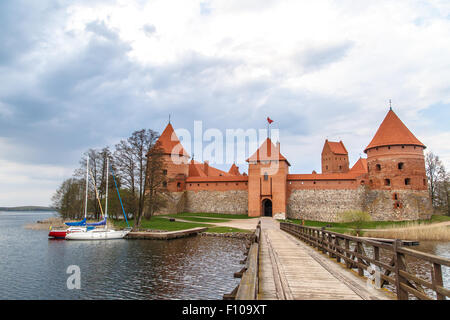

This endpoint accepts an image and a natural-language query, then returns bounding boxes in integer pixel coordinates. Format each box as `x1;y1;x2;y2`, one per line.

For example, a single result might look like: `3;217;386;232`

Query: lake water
0;211;245;300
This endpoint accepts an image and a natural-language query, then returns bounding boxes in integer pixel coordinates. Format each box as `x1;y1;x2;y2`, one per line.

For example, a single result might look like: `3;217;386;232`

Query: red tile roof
246;138;290;165
188;160;231;177
156;123;190;157
228;163;241;175
349;158;368;173
186;175;248;183
364;110;425;152
324;140;348;155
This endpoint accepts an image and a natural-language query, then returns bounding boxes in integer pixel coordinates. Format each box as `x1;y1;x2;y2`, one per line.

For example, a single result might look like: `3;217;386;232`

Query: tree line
51;129;167;229
426;152;450;215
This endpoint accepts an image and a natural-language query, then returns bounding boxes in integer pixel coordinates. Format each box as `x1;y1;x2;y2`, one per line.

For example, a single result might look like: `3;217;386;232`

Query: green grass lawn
111;216;209;231
205;226;252;233
166;216;231;223
286;214;450;233
166;212;256;220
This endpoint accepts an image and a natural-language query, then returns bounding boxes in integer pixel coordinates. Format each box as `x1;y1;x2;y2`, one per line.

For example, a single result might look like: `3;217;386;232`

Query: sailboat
49;157;91;239
65;158;131;240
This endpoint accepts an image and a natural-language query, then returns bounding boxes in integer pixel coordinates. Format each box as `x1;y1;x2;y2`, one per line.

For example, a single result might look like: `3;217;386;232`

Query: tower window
264;173;268;181
393;193;398;200
162;169;167;175
405;178;411;186
385;179;391;186
177;182;181;188
376;164;381;171
398;163;404;170
326;165;328;170
162;181;167;187
423;179;426;186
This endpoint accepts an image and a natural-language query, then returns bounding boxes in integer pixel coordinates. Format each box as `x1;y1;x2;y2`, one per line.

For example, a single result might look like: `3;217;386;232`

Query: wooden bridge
225;217;450;300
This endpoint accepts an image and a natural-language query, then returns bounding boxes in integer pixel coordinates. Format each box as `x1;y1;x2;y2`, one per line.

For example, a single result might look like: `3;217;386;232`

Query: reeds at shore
364;222;450;241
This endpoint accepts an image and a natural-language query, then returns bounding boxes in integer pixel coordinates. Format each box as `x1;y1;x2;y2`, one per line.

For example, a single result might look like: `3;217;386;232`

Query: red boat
48;229;67;239
48;226;85;239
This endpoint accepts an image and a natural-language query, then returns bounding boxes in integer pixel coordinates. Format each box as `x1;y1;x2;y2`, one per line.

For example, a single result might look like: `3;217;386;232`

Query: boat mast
84;156;89;220
105;157;109;223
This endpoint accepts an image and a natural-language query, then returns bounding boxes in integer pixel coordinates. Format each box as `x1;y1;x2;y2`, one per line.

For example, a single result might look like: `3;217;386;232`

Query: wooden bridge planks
259;227;362;300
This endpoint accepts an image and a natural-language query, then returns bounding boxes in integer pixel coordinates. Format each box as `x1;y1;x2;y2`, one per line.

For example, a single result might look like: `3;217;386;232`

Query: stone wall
287;188;366;222
286;186;433;222
364;189;432;221
185;190;248;214
154;191;186;215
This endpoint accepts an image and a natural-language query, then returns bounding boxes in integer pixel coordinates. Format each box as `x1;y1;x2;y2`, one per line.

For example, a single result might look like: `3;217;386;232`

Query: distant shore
0;206;56;212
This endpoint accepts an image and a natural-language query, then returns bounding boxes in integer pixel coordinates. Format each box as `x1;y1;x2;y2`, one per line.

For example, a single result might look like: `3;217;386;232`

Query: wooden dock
126;227;207;240
257;218;391;300
227;218;450;300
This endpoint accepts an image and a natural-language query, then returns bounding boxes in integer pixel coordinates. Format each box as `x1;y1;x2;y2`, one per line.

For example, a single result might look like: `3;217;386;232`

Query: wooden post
356;242;364;276
345;239;350;268
328;233;334;258
394;239;408;300
335;238;341;263
432;263;444;300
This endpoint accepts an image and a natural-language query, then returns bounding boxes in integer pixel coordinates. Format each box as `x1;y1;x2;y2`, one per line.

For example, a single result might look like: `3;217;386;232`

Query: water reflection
0;212;245;300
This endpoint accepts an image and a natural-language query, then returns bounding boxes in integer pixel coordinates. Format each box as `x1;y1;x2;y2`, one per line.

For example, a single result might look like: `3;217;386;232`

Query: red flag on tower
267;117;274;124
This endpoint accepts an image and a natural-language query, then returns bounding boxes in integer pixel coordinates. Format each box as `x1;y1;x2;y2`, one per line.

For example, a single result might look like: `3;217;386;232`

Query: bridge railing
223;221;261;300
280;222;450;300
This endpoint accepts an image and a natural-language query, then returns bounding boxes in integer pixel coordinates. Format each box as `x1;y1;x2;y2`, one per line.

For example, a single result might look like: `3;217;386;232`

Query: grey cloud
296;41;354;72
85;20;119;41
142;24;156;37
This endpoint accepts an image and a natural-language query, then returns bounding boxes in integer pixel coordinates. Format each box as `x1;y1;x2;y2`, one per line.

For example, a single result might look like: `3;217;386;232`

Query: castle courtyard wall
286;186;433;222
185;190;248;214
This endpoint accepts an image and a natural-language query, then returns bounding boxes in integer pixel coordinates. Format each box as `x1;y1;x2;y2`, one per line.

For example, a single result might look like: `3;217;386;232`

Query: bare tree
426;151;448;213
114;129;163;230
74;147;111;219
52;178;85;220
143;140;166;220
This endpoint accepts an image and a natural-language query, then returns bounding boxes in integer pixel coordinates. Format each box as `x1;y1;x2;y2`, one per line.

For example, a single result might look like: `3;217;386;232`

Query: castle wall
364;189;432;221
185;190;248;214
286;188;366;222
153;191;186;215
286;186;433;222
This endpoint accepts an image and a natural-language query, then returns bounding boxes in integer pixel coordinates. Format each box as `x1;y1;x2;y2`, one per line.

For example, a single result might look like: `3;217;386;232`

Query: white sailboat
66;158;131;240
49;157;90;238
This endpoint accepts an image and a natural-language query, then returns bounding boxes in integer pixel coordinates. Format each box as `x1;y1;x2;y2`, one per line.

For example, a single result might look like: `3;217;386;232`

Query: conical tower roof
246;138;290;166
155;123;190;157
364;109;425;153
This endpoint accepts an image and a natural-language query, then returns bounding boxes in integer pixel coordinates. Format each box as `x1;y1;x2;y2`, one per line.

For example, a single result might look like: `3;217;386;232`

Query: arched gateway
262;199;272;217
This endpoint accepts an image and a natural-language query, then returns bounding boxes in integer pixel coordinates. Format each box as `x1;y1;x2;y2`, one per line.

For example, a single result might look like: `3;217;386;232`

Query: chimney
204;161;209;176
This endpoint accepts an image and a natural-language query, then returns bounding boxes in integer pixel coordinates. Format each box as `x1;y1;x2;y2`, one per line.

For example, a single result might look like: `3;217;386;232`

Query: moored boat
65;158;131;241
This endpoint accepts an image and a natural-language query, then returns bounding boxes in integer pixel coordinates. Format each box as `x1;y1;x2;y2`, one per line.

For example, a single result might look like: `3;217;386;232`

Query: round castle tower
364;108;427;191
364;108;431;218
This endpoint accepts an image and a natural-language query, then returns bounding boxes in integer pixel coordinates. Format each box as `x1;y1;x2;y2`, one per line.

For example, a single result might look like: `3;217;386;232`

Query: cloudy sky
1;0;450;207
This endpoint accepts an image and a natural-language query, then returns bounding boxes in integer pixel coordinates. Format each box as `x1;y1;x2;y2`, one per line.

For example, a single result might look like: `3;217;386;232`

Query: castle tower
247;138;290;218
321;140;349;173
364;109;427;191
154;122;190;192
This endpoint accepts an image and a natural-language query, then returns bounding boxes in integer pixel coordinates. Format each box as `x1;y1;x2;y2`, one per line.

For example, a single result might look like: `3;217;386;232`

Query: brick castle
151;108;432;221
